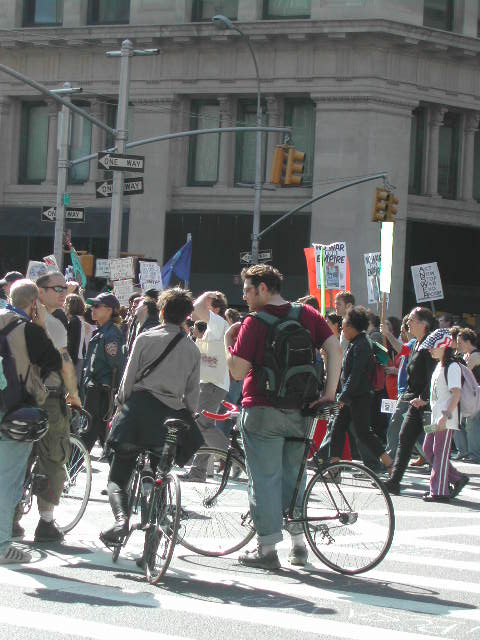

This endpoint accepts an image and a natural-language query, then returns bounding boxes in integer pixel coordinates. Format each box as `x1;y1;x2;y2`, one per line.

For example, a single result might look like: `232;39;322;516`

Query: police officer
81;293;126;453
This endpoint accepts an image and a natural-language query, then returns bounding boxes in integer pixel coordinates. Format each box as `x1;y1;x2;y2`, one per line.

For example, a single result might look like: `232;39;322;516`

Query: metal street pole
53;85;72;270
212;15;262;264
108;39;132;259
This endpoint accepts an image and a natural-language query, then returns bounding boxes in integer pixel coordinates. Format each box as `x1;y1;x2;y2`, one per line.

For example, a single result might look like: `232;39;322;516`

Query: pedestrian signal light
270;145;288;185
284;147;306;186
385;193;399;222
372;188;389;222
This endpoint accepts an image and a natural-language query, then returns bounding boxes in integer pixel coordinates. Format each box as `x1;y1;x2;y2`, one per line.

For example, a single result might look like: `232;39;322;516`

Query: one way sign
97;152;145;173
95;177;144;198
41;206;85;223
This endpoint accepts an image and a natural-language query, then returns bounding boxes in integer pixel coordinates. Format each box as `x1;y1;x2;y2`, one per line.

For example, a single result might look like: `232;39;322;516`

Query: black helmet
0;406;49;442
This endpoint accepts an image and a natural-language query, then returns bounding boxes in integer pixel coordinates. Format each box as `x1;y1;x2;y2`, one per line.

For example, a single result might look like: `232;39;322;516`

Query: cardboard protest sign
411;262;444;303
364;252;381;304
139;261;163;292
108;257;135;281
43;255;59;271
95;259;110;279
113;279;136;307
26;261;48;281
313;242;347;290
381;398;398;414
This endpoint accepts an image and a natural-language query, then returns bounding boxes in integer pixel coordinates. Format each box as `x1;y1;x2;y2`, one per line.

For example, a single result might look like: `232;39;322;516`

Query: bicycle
179;403;395;575
19;406;93;534
100;418;186;584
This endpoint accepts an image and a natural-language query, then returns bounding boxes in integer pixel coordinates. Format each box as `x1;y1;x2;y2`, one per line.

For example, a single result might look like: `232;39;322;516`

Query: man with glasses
81;293;125;454
28;272;82;542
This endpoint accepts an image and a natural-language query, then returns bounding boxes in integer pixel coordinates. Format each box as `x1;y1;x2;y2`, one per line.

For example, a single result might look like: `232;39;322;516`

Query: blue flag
161;239;192;287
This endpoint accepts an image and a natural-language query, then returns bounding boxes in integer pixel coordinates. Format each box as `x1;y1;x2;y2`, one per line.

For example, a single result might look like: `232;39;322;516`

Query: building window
284;99;315;185
87;0;130;25
235;100;267;185
423;0;454;31
263;0;311;19
408;107;426;195
19;102;49;184
68;102;92;185
23;0;63;27
188;101;220;186
192;1;238;21
438;112;460;199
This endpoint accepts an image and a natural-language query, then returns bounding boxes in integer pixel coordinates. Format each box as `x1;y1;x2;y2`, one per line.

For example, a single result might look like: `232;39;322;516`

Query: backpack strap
137;332;184;382
0;317;26;337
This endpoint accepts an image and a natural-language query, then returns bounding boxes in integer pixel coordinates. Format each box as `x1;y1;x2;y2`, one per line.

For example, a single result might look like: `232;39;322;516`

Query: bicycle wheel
55;436;92;533
179;448;255;556
303;461;395;574
143;473;181;584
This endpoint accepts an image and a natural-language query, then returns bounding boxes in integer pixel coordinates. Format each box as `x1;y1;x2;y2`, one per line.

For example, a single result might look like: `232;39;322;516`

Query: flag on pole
161;239;192;288
70;245;87;289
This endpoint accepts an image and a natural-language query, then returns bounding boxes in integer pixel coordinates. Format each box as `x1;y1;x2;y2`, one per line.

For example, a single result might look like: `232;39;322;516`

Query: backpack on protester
250;303;324;408
366;336;389;392
445;361;480;418
0;317;31;417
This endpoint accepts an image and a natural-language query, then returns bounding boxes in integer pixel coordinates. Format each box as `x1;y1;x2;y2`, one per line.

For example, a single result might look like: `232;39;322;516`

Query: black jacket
404;342;436;403
338;332;375;405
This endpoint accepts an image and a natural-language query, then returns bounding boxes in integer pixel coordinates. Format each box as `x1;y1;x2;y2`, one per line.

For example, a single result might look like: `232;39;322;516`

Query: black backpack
0;317;28;415
251;304;324;408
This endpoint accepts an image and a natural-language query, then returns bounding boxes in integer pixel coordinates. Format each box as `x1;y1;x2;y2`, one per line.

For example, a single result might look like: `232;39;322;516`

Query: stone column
44;102;59;184
425;105;447;198
265;95;282;181
461;112;480;202
216;96;234;188
89;99;105;183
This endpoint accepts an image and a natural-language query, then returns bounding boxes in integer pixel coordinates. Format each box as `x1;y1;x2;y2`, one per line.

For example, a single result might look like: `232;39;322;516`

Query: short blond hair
10;279;38;310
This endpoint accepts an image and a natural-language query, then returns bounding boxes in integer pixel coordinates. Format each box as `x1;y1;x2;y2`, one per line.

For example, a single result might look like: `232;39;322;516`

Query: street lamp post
212;15;263;264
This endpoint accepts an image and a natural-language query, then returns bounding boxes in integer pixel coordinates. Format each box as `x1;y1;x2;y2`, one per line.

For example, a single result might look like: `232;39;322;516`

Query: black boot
100;488;129;544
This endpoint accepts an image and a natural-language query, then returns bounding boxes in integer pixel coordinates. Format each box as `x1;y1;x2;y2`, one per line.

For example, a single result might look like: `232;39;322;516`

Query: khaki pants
36;396;71;509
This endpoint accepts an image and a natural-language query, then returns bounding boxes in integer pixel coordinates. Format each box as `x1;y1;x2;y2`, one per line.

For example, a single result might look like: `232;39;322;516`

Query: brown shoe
410;456;428;467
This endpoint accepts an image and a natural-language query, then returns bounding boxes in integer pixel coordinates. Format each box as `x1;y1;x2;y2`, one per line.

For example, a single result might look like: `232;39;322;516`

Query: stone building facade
0;0;479;314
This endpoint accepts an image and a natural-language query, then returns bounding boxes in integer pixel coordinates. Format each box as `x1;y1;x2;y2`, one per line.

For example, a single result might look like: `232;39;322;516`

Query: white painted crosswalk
1;458;478;640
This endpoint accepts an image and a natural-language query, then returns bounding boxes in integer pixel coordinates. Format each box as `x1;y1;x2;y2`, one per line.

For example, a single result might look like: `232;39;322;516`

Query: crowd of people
0;263;477;570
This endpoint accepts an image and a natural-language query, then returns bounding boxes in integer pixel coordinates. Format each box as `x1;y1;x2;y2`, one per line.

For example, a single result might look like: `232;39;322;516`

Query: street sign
97;152;145;173
41;206;85;223
240;250;273;264
95;177;144;199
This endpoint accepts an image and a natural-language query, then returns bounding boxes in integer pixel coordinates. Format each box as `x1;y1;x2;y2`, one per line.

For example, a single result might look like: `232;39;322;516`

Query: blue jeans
453;423;468;457
239;406;307;546
0;437;32;554
466;412;480;462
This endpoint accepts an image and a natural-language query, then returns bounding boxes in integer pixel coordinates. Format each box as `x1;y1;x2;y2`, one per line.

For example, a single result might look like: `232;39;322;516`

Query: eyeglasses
44;285;68;293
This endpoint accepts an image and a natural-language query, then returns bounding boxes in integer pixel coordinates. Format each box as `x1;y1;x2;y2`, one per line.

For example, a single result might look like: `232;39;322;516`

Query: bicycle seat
163;418;189;432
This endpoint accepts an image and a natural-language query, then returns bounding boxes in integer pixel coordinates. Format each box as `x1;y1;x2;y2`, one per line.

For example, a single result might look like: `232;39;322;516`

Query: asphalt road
0;450;479;640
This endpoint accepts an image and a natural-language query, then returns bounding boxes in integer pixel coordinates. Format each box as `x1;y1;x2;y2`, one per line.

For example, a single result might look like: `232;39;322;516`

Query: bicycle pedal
31;474;49;496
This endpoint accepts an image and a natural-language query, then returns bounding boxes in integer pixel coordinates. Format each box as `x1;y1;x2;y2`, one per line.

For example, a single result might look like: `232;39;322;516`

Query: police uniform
81;315;125;453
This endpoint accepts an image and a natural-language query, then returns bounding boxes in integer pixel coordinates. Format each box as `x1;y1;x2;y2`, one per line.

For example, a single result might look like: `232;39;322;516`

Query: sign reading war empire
97;152;145;173
95;177;144;198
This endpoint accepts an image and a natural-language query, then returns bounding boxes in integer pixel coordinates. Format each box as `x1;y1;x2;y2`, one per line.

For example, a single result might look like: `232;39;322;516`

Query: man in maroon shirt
225;265;342;569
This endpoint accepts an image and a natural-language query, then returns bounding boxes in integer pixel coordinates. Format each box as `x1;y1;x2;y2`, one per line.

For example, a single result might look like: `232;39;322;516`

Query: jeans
240;406;307;545
0;437;32;554
452;423;468;458
190;382;228;476
391;404;424;484
386;398;410;459
465;413;480;461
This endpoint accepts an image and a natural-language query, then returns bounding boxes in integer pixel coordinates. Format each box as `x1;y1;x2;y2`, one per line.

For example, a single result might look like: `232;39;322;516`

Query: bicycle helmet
0;406;49;442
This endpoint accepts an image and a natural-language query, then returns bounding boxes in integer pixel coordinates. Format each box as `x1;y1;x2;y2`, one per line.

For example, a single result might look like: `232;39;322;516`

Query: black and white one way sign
97;152;145;173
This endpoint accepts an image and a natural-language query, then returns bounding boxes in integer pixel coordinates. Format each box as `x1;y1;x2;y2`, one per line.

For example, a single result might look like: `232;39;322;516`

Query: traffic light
270;145;288;185
284;147;306;186
385;192;399;222
372;188;389;222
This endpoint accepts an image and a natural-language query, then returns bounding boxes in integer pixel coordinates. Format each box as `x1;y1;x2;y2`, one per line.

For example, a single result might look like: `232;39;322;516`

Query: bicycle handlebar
202;400;240;422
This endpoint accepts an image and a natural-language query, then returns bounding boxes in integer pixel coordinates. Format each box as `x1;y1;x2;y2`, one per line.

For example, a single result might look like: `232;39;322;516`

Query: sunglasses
44;285;68;293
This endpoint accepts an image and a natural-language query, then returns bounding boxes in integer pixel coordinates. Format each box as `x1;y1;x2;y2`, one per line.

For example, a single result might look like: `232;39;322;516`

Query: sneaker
288;545;308;567
423;494;450;503
0;546;31;564
34;519;64;543
11;522;25;540
409;456;428;467
238;547;281;570
178;471;207;483
450;476;470;499
382;479;401;495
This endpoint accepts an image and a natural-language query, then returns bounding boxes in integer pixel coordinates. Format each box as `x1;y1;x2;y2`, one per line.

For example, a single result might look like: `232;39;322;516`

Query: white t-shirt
430;362;462;430
196;310;230;391
44;313;67;388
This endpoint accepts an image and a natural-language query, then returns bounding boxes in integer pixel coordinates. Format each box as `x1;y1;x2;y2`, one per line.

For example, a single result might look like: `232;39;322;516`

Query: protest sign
113;279;135;307
411;262;444;303
43;255;59;271
313;242;347;290
139;261;163;292
381;398;398;414
95;259;110;279
364;252;381;304
108;257;135;281
26;261;48;281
